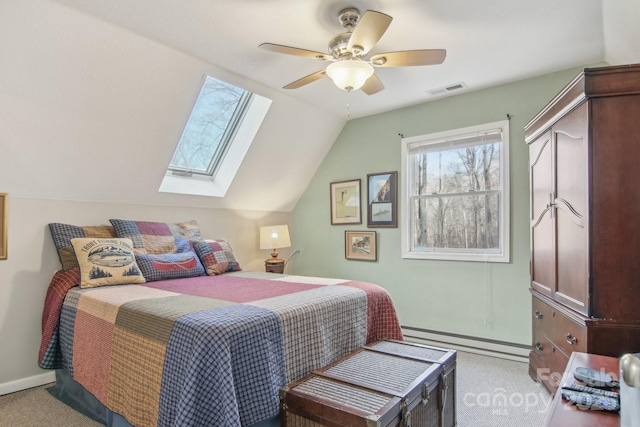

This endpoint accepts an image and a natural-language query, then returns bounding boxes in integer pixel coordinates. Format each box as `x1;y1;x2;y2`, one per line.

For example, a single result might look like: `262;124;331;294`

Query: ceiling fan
259;7;446;95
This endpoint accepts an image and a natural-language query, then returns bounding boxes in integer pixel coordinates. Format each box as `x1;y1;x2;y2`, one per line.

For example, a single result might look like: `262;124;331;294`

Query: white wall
602;0;640;66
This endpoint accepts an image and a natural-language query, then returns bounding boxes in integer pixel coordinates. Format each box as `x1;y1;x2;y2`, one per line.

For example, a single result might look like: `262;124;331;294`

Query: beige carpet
0;351;549;426
0;383;101;427
456;351;551;426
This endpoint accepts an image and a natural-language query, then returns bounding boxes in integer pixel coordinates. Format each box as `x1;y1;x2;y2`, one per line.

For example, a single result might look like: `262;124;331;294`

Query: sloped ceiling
2;0;639;213
57;0;612;119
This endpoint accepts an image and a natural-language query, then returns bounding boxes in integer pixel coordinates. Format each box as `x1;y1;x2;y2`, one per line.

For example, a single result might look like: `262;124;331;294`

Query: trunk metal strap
401;398;412;427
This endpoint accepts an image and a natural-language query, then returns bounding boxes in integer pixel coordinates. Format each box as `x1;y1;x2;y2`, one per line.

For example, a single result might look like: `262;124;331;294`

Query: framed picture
367;171;397;228
330;179;361;225
345;230;377;261
0;193;7;260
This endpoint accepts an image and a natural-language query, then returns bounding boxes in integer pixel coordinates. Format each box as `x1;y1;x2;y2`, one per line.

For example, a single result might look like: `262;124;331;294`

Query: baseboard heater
401;325;530;363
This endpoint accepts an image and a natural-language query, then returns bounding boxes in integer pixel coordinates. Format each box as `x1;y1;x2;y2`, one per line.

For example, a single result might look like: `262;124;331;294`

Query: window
401;120;510;262
159;75;272;197
169;76;251;177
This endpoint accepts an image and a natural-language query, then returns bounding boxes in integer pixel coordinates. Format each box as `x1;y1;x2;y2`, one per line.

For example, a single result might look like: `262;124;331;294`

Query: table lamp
260;224;291;273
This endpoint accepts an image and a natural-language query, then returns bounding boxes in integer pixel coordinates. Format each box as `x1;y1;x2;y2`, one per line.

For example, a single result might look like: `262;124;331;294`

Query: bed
38;220;403;427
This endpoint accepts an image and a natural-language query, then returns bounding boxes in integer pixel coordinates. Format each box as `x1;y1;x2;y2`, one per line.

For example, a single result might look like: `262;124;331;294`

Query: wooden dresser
525;64;640;394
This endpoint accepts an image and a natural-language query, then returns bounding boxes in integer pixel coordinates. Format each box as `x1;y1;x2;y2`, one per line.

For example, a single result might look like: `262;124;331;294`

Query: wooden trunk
280;340;456;427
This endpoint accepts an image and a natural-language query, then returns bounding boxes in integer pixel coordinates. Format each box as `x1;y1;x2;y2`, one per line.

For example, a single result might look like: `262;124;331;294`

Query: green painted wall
291;64;602;346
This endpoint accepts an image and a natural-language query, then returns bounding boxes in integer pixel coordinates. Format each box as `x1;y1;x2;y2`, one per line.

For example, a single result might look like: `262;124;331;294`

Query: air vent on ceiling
427;82;467;96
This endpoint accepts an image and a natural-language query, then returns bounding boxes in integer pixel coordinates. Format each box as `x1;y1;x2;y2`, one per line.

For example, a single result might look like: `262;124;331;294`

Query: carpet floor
0;351;550;426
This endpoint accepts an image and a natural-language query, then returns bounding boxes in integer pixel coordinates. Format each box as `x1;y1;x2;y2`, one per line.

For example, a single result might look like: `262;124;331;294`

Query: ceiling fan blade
283;70;327;89
370;49;447;67
259;43;332;61
347;11;392;55
361;74;384;95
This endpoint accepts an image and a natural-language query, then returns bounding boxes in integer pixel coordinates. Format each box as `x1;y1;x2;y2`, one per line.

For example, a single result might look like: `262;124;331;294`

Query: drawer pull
566;333;578;345
535;343;543;351
534;310;543;319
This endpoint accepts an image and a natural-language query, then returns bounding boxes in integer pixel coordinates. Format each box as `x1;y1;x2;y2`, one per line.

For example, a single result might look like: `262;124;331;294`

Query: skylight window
169;76;251;177
159;75;272;197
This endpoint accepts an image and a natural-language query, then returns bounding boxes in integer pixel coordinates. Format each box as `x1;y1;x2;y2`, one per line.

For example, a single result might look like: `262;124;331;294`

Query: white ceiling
6;0;634;213
56;0;615;120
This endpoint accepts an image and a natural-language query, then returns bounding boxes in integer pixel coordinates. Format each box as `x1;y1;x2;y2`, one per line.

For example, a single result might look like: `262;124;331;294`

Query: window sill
402;250;510;263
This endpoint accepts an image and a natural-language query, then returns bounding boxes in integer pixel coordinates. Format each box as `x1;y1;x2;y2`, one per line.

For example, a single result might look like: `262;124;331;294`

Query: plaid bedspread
39;270;403;427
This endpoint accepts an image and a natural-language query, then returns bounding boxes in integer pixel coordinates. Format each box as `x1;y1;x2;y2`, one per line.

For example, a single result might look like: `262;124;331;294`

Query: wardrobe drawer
549;309;587;356
532;328;569;390
532;296;554;333
532;296;587;356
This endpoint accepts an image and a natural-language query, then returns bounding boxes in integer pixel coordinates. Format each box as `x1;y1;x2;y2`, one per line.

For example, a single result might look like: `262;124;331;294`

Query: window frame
400;120;510;263
167;76;252;179
159;75;272;198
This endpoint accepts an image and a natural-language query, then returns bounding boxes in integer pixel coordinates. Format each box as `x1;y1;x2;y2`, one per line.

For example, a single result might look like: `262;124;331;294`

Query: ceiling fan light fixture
326;60;374;91
260;8;445;95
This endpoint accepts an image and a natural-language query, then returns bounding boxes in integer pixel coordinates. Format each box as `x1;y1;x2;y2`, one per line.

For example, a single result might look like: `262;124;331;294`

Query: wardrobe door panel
529;131;555;296
553;103;589;314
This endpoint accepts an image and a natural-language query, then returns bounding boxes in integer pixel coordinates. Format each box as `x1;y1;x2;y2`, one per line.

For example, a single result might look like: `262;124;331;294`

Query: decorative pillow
70;238;146;288
135;251;205;282
192;239;242;275
109;219;202;255
49;223;116;270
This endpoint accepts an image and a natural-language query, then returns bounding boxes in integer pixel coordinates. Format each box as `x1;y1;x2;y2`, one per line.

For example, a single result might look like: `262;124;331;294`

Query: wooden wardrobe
525;64;640;393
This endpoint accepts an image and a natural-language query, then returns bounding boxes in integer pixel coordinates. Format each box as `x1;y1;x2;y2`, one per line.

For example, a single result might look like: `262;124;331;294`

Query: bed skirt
47;369;279;427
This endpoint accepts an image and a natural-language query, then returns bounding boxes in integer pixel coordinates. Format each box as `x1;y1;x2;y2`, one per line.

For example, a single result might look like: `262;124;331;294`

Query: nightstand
264;259;284;274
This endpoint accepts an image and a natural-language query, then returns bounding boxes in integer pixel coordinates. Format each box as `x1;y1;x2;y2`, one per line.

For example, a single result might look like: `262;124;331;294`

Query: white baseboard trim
0;371;56;396
402;326;530;363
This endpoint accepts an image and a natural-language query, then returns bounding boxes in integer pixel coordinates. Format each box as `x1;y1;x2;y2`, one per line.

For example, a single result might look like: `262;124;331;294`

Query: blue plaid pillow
135;251;205;282
49;223;115;270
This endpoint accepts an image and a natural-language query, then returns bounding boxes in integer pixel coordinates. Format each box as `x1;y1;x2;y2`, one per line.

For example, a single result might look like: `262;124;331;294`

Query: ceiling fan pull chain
346;90;351;118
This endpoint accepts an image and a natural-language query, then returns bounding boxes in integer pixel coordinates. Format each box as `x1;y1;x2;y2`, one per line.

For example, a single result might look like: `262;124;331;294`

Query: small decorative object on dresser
525;64;640;394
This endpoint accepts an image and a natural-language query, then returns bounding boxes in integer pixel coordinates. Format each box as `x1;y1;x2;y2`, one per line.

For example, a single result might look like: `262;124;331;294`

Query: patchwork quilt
39;270;403;427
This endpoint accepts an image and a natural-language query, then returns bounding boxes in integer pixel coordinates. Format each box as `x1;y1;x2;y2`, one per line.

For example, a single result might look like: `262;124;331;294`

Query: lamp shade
260;225;291;250
326;60;374;91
